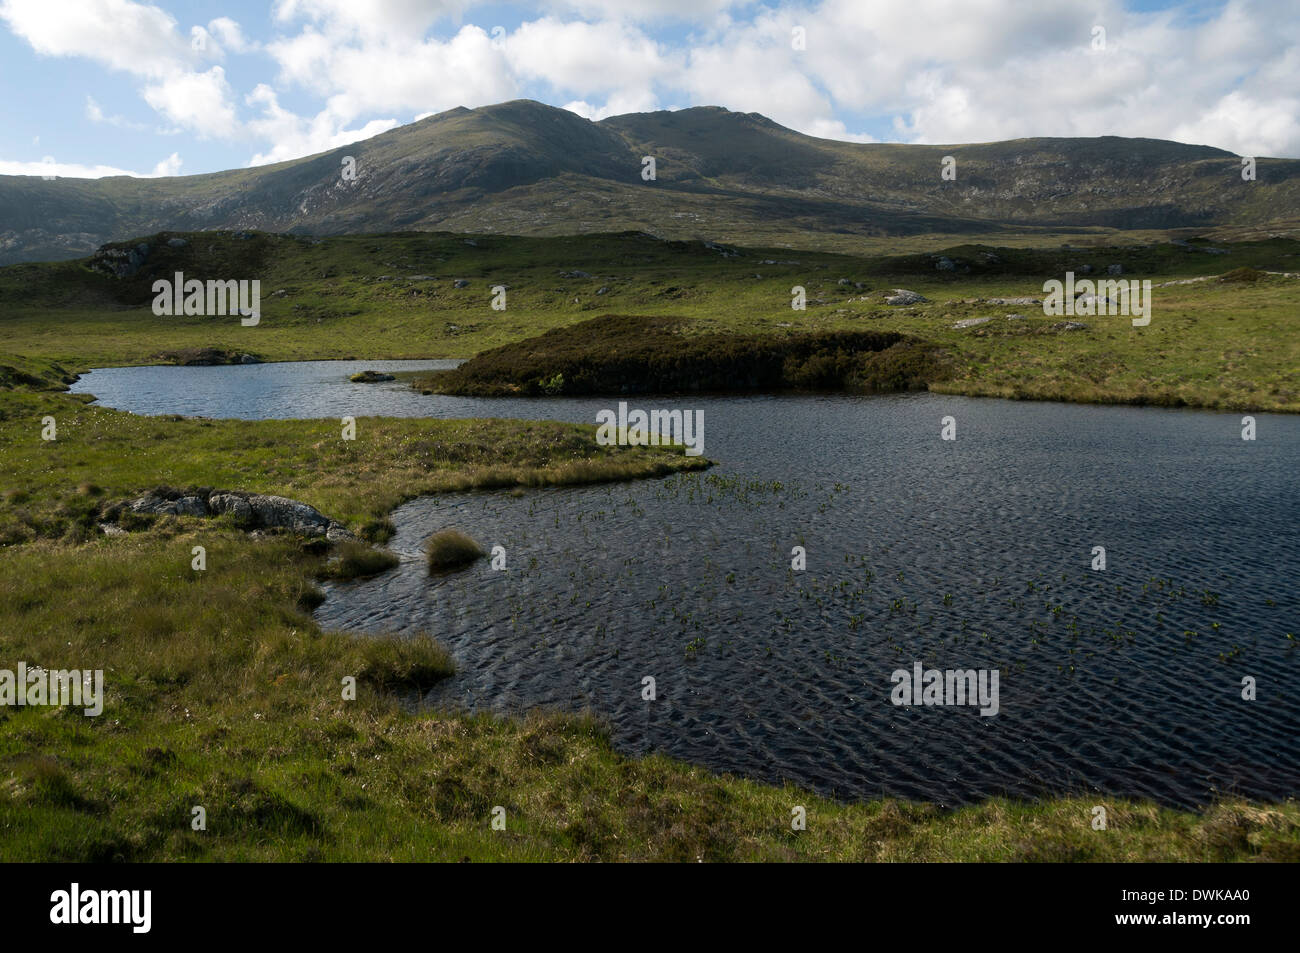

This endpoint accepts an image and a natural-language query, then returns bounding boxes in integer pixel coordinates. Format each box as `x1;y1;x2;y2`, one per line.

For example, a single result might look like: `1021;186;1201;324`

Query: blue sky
2;0;1297;179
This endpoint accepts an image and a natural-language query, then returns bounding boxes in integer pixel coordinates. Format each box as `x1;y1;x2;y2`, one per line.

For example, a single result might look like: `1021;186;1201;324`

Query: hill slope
2;99;1299;264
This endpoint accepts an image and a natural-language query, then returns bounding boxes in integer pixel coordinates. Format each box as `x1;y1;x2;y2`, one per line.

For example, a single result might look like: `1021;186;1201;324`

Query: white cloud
207;17;251;54
151;151;183;175
245;84;400;166
85;95;149;130
0;0;189;77
271;0;471;42
541;0;742;21
0;153;183;177
1169;91;1300;158
143;66;238;137
1;0;246;142
6;0;1300;174
507;17;673;95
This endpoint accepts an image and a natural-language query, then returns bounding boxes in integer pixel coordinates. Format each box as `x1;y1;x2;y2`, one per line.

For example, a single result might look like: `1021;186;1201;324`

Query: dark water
76;363;1300;807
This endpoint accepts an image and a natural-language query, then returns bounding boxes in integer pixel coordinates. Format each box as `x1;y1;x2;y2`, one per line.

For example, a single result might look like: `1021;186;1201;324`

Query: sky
1;0;1297;179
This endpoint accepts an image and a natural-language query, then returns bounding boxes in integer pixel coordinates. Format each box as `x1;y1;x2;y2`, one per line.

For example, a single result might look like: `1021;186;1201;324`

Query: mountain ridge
1;98;1296;264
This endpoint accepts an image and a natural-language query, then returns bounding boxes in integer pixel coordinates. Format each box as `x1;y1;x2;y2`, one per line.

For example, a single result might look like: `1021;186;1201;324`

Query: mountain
2;99;1299;264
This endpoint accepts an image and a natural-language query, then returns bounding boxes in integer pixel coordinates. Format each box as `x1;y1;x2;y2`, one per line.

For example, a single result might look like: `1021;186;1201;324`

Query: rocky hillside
2;99;1298;264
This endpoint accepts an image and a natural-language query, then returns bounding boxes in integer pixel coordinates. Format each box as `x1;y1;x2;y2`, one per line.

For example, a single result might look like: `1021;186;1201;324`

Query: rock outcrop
111;487;354;540
885;289;929;306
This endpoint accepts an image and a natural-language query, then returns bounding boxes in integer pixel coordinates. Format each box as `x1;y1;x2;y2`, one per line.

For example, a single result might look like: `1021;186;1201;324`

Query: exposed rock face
115;488;354;540
985;296;1040;306
952;317;992;328
1107;263;1124;276
90;241;151;278
885;289;929;306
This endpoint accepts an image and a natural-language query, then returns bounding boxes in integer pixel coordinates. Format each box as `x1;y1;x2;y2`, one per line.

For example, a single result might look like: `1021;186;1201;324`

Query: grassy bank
0;390;708;547
1;230;1297;411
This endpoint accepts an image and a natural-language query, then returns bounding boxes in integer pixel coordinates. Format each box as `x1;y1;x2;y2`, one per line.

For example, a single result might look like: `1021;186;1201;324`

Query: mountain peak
1;100;1296;265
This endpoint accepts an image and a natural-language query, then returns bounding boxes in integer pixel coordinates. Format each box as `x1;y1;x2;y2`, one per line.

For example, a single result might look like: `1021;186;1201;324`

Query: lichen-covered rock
174;496;207;516
885;289;929;306
90;241;152;278
124;488;355;540
985;296;1040;306
208;492;253;524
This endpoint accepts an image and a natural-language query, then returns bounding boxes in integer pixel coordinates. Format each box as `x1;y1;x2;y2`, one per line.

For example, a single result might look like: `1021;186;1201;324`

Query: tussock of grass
320;540;399;580
1218;265;1264;282
358;517;397;544
355;632;455;692
424;529;485;572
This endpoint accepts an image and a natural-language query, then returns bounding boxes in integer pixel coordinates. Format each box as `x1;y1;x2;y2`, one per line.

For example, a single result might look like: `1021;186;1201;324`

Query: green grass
0;390;708;547
1;229;1297;861
320;540;400;580
3;528;1297;861
423;529;486;572
2;229;1297;411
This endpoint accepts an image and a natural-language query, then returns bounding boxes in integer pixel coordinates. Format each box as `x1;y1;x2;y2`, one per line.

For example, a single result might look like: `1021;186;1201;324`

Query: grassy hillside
4;100;1300;264
2;229;1297;411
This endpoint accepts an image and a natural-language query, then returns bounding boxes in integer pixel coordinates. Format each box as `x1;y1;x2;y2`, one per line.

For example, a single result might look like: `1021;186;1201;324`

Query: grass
421;314;942;396
0;390;708;547
3;530;1297;861
320;540;400;580
0;228;1297;861
0;384;1294;861
1;229;1296;411
424;529;486;572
